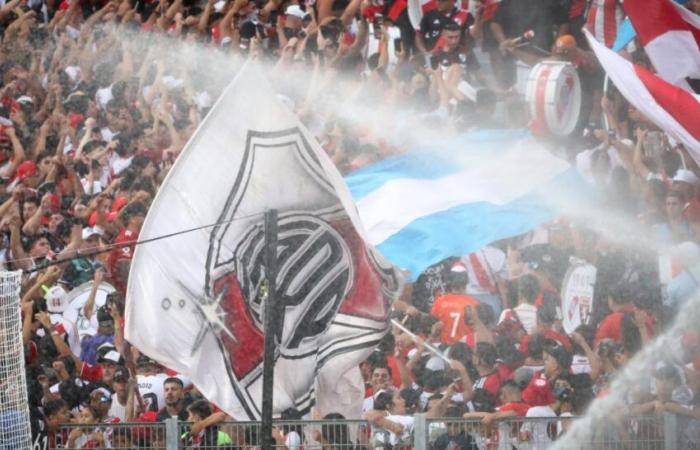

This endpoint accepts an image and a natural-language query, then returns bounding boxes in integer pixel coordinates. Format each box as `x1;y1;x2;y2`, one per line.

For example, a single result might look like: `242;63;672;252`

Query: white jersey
137;373;168;412
109;393;127;422
50;313;82;357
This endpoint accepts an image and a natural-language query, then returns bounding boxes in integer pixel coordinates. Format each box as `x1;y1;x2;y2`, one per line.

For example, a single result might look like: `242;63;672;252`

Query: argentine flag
345;130;590;280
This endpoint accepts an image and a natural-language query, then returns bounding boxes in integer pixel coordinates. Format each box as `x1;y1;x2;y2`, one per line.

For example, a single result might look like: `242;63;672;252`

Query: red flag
585;29;700;161
624;0;700;89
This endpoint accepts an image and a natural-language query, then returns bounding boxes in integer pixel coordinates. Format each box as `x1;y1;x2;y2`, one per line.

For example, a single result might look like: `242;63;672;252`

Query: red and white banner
125;62;402;419
586;0;625;48
624;0;700;89
585;29;700;161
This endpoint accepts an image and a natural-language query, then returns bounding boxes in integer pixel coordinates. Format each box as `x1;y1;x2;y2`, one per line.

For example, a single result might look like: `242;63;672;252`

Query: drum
526;61;582;137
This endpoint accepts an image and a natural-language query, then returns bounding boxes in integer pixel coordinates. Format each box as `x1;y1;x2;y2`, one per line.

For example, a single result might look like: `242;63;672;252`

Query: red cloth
386;355;403;388
80;362;105;383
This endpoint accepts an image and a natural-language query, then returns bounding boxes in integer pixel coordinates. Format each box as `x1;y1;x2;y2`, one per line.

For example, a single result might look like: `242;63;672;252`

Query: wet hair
621;313;642;354
44;399;68;418
475;342;498;368
543;341;572;371
442;21;460;33
187;399;212;419
608;281;634;305
499;379;521;397
527;334;546;360
470;388;496;412
445;269;469;293
476;303;495;327
163;377;184;388
400;388;421;412
518;275;540;304
373;391;394;411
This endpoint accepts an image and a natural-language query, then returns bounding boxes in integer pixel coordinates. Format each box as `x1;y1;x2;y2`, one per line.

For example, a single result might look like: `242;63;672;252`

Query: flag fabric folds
623;0;700;89
345;130;590;281
125;62;402;420
585;29;700;160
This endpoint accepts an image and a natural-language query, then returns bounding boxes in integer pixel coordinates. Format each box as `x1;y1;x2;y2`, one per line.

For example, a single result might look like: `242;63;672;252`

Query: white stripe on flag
646;30;700;88
356;142;569;245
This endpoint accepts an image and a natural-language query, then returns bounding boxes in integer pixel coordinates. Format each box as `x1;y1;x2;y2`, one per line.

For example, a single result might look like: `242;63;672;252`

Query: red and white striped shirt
586;0;625;47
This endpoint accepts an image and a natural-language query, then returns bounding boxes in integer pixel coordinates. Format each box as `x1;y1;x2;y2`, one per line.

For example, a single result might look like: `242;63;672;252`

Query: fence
55;414;692;450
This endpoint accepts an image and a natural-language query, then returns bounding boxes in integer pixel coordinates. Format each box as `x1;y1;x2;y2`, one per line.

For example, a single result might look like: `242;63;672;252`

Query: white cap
673;169;700;185
45;285;68;313
82;227;103;240
16;95;33;105
100;350;122;364
285;4;308;18
425;356;447;371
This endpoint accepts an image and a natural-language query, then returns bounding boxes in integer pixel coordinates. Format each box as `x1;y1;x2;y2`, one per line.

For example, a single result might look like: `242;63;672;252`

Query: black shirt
419;7;473;51
492;0;566;51
157;407;189;422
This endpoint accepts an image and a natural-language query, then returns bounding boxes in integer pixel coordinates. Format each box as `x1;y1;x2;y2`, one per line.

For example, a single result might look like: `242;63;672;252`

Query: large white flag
585;29;700;161
125;62;402;419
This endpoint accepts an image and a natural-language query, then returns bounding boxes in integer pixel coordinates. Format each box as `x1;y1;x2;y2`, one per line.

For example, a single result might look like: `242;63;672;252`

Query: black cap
137;354;156;367
113;366;129;382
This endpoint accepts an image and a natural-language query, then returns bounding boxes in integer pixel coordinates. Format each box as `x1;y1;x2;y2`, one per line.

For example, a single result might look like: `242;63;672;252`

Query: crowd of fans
2;0;700;446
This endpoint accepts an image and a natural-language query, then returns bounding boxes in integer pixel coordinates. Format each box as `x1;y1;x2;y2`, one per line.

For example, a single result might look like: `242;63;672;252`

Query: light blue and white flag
345;130;590;280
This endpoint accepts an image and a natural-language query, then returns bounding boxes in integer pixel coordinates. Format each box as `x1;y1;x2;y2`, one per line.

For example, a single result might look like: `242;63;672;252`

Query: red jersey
108;228;138;294
473;364;509;398
498;401;531;416
431;293;480;344
594;305;654;346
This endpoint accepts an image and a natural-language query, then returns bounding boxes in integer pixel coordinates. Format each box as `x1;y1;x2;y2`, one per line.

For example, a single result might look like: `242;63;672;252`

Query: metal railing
55;414;692;449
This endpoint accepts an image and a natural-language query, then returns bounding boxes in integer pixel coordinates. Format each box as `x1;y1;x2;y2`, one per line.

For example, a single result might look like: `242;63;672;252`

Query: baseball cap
90;387;112;403
82;226;103;240
44;285;68;313
285;4;308;18
16;161;38;180
16;95;33;105
98;350;124;365
113;366;129;382
137;354;156;367
673;169;700;185
425;356;448;371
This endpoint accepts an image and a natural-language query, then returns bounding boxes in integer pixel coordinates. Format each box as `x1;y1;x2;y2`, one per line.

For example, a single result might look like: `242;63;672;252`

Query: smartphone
394;38;402;54
607;129;616;142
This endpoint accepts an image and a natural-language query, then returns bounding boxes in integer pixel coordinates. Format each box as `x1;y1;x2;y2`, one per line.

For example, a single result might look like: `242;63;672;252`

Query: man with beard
156;377;189;421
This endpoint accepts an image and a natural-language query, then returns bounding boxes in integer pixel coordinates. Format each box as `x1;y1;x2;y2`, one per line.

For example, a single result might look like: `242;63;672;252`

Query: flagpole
261;209;279;450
